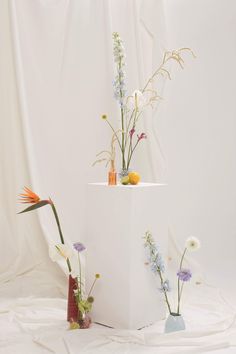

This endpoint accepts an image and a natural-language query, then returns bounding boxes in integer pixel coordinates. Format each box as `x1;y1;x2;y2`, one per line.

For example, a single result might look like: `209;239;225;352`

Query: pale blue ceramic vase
164;313;186;333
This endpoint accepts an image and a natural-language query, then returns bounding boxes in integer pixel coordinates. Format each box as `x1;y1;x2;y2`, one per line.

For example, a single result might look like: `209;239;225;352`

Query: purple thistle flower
177;269;192;282
73;242;86;253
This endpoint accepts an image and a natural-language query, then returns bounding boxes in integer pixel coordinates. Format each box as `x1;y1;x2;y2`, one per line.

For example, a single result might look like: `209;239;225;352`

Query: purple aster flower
73;242;86;253
177;269;192;282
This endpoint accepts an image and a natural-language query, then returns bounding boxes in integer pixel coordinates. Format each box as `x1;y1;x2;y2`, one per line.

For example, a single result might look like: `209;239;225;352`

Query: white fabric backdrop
162;0;236;273
1;0;236;353
9;0;167;247
0;0;66;298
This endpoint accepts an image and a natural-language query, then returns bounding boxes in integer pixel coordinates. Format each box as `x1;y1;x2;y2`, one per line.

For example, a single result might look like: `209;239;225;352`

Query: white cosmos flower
185;236;201;251
49;244;73;262
129;90;147;110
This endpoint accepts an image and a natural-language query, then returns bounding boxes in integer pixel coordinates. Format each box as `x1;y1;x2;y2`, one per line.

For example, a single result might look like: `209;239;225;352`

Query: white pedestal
85;183;168;329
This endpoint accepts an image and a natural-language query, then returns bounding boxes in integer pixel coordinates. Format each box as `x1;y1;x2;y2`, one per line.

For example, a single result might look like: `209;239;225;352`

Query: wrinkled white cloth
1;282;236;354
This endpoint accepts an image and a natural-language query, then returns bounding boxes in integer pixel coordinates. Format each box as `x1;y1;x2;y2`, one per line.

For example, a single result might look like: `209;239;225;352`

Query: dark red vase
67;275;78;322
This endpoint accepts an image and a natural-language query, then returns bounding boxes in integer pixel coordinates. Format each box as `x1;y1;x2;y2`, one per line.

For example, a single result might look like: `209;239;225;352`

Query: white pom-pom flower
185;236;201;251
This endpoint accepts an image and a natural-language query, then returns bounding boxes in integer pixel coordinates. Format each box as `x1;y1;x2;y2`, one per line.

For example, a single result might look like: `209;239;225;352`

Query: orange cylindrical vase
67;275;78;322
108;160;117;186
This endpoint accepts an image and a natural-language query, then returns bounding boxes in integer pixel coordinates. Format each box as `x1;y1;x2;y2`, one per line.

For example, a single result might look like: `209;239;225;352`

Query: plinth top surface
88;182;167;188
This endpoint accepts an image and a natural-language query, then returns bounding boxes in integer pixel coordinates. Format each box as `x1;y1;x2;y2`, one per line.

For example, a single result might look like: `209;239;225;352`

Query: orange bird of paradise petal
19;187;40;204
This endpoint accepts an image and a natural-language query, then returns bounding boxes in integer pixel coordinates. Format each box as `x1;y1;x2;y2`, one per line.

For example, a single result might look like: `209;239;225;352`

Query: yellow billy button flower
69;321;80;330
87;273;101;298
87;296;94;303
101;114;107;120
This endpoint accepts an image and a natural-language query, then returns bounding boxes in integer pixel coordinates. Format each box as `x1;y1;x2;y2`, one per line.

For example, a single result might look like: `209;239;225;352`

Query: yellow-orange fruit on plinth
128;172;140;185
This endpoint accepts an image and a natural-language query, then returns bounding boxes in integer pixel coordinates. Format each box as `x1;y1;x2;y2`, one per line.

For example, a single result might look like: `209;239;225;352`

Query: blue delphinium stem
119;60;126;170
112;32;127;169
144;232;172;315
158;269;172;315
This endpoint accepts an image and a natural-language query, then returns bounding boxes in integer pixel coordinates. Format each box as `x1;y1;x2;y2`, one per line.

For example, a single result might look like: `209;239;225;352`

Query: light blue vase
164;313;186;333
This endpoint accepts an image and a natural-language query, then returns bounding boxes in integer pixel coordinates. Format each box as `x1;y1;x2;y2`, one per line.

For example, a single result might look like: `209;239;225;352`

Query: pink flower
129;128;135;138
137;133;147;141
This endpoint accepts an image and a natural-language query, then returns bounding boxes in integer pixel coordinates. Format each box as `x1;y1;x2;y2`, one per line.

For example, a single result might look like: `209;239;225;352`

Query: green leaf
18;200;49;214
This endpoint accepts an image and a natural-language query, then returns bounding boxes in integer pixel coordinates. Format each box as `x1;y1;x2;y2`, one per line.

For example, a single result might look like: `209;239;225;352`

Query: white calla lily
49;244;73;262
129;90;147;110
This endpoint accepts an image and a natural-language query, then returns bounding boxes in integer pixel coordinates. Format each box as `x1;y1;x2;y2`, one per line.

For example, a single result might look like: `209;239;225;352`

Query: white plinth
85;182;168;329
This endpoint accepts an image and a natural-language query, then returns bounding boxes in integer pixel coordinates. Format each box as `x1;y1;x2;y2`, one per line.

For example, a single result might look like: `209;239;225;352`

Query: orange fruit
128;172;140;185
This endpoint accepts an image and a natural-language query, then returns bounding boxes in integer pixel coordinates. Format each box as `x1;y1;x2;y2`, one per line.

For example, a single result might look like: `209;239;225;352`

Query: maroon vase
67;275;78;322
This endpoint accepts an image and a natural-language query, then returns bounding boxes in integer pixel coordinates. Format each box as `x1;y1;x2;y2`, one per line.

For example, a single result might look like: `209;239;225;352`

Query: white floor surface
1;261;236;354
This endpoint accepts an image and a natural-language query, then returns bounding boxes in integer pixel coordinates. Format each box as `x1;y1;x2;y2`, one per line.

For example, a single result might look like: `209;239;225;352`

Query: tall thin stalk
49;199;71;272
177;248;187;314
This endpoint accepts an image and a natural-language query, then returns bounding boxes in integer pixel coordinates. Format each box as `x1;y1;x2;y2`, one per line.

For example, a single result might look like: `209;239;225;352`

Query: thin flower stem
124;111;133;144
87;278;97;298
105;120;122;152
127;139;140;169
118;59;126;170
124;109;135;147
121;108;126;170
78;253;82;299
158;269;172;315
177;248;187;314
127;137;133;168
180;282;184;299
50;200;71;272
178;282;185;315
126;108;138;166
148;239;172;315
124;108;141;152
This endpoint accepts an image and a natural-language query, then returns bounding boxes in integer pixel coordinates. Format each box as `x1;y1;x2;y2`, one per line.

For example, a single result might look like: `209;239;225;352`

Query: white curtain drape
1;0;236;352
1;0;235;295
2;0;235;296
0;0;66;297
6;0;167;253
1;0;170;296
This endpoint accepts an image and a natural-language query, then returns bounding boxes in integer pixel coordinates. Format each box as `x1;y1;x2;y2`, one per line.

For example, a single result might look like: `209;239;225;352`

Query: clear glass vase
78;313;92;329
118;168;132;180
164;313;185;333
